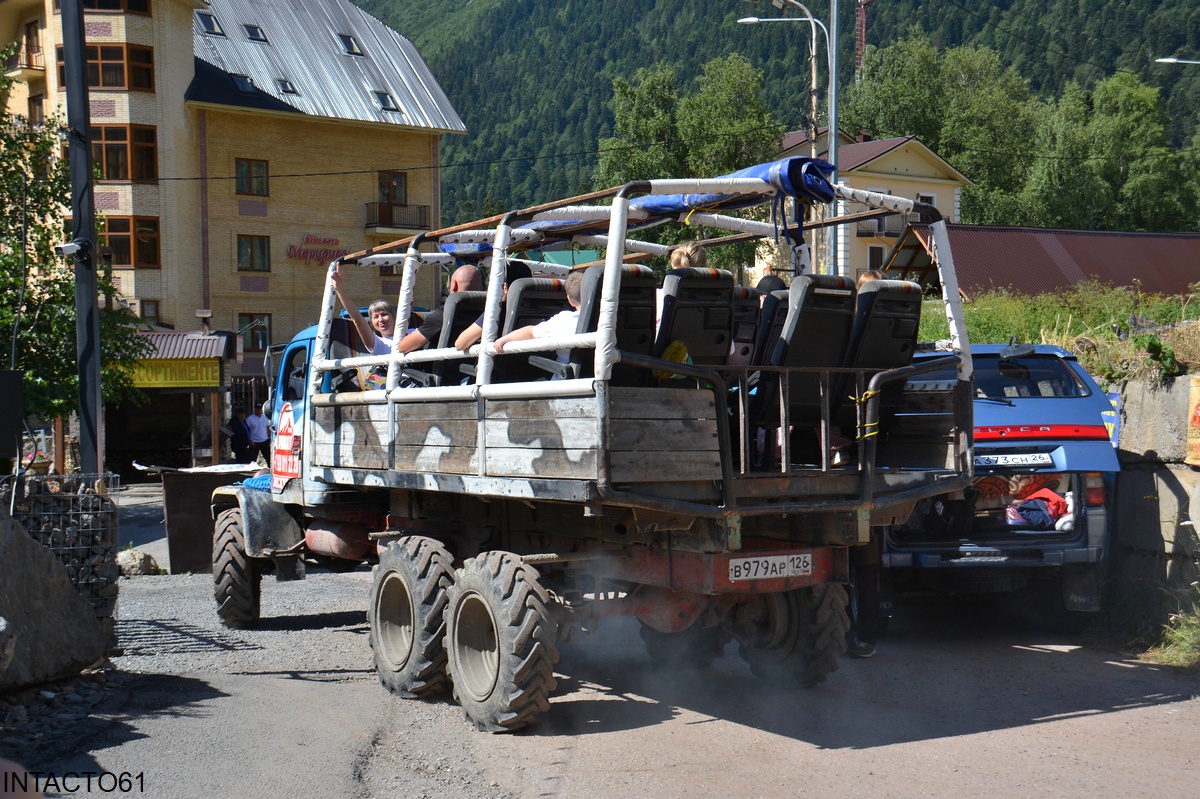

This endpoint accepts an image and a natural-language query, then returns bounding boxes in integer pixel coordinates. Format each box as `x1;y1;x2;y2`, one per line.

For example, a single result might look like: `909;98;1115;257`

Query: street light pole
740;0;841;276
737;12;826;157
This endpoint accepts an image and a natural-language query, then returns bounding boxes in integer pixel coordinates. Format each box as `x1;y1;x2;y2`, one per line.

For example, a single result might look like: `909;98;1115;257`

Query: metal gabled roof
887;224;1200;299
187;0;465;133
139;330;234;359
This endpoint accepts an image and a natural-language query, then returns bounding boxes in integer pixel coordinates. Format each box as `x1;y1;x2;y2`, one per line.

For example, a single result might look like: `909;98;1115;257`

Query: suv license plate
975;453;1053;466
729;553;812;582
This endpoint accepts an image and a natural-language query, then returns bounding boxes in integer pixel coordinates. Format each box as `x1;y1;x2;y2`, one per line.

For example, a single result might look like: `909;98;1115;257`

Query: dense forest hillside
357;0;1200;224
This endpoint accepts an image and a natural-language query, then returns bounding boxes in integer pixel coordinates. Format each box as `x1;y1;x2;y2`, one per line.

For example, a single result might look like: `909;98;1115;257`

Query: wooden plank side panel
481;397;599;479
393;444;478;474
312;405;390;469
396;401;478;422
608;451;722;483
484;447;598;479
487;397;599;420
392;408;480;474
609;386;718;419
608;387;722;483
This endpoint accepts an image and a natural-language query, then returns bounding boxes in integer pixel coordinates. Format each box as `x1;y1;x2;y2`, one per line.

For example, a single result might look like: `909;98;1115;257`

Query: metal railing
365;202;431;230
4;48;45;73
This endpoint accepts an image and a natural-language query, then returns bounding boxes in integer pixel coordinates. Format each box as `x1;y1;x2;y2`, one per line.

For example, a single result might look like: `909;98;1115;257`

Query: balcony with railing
856;211;930;238
4;48;45;81
366;202;431;231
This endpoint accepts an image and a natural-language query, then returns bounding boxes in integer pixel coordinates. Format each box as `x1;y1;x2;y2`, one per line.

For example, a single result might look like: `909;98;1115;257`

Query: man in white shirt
494;270;583;364
245;406;272;464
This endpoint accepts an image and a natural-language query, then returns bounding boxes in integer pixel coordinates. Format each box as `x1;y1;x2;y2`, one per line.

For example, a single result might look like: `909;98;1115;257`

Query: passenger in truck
454;261;533;351
331;262;397;355
395;263;484;354
494;269;583;366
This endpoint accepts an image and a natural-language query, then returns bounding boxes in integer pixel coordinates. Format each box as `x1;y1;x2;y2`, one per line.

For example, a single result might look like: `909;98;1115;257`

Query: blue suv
884;343;1120;629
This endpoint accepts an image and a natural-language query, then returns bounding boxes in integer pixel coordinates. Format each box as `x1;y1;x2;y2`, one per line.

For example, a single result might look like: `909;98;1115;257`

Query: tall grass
919;280;1200;384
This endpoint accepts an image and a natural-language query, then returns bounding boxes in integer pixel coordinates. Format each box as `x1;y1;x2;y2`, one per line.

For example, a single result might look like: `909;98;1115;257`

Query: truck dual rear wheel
213;508;261;629
737;583;850;687
370;537;455;698
444;551;559;732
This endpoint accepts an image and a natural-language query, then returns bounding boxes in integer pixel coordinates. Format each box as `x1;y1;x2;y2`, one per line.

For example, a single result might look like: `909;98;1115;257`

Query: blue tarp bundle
437;157;837;257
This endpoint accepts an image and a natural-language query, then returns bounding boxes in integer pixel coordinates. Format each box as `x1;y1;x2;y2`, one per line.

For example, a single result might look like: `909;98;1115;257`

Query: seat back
727;286;762;369
573;263;658;385
653;267;735;367
843;279;923;371
435;291;488;348
493;277;570;382
416;290;485;386
835;279;923;426
752;274;856;429
754;289;789;365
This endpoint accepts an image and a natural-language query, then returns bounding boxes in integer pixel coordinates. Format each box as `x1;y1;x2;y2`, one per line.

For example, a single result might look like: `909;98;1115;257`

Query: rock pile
0;664;126;764
1;475;120;622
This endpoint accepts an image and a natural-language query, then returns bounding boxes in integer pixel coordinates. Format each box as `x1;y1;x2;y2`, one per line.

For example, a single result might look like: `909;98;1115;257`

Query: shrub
919;280;1200;384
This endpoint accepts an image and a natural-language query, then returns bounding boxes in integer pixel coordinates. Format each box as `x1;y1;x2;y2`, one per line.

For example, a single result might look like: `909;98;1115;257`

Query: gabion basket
2;473;121;624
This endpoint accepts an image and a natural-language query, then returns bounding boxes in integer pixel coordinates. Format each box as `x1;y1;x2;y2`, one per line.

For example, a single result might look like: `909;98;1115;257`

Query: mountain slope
358;0;1200;222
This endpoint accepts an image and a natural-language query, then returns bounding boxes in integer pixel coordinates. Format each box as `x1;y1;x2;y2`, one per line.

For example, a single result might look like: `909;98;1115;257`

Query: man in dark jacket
229;408;253;463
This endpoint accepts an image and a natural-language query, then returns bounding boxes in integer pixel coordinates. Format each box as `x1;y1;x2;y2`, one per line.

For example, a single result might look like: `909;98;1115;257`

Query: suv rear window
975;355;1088;399
919;354;1089;399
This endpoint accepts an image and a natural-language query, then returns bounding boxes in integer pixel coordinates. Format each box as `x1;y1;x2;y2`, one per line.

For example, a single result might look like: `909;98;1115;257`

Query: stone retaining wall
1112;381;1200;607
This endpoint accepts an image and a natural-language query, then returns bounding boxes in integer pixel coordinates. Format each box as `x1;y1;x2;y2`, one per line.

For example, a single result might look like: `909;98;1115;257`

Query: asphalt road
9;484;1199;799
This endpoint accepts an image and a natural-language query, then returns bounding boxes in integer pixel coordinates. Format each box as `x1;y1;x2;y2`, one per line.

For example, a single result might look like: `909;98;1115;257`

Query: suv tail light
1085;472;1106;506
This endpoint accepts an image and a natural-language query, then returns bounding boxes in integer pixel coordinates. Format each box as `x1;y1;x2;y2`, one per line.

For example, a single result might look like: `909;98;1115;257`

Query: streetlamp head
737;16;761;24
1156;57;1180;64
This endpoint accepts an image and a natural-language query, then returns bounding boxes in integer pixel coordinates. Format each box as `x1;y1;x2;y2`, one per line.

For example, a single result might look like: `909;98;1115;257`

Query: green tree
596;63;687;188
676;54;781;178
1021;75;1197;231
842;31;1037;225
0;71;150;422
596;55;781;272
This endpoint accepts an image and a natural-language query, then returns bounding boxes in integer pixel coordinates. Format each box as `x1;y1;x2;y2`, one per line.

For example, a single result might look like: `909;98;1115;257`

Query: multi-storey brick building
1;0;463;375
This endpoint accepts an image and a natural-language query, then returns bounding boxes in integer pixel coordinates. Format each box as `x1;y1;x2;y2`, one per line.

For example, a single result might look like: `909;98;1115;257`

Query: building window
27;95;44;128
91;125;157;181
277;78;297;95
231;74;255;93
99;217;160;268
57;44;154;91
197;12;224;35
140;299;159;325
374;91;400;112
867;246;884;272
243;24;268;42
238;313;271;351
378;171;407;206
54;0;151;14
338;34;363;55
235;159;268;196
237;235;270;272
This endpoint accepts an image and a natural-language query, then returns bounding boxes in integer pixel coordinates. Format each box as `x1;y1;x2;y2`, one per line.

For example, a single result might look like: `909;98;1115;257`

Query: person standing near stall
245;405;272;464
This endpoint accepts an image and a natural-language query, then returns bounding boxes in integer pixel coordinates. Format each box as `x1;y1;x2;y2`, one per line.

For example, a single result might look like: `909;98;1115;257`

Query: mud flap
273;555;305;582
1062;564;1101;612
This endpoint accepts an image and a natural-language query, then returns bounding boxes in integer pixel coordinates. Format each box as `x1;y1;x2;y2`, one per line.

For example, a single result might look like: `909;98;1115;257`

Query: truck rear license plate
974;453;1053;466
729;553;812;582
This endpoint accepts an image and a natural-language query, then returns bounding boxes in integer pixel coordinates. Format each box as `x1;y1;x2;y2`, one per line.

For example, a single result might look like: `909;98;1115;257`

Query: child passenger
493;269;584;364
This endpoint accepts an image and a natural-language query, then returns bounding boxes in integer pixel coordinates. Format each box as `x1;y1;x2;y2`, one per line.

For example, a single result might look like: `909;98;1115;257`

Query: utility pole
61;0;103;475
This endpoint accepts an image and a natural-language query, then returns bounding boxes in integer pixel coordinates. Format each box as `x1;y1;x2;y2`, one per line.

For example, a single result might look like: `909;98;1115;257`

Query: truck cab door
269;340;312;494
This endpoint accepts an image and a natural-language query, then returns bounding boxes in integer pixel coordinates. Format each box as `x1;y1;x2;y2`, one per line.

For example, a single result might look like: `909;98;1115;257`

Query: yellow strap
857;420;878;441
849;389;880;405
